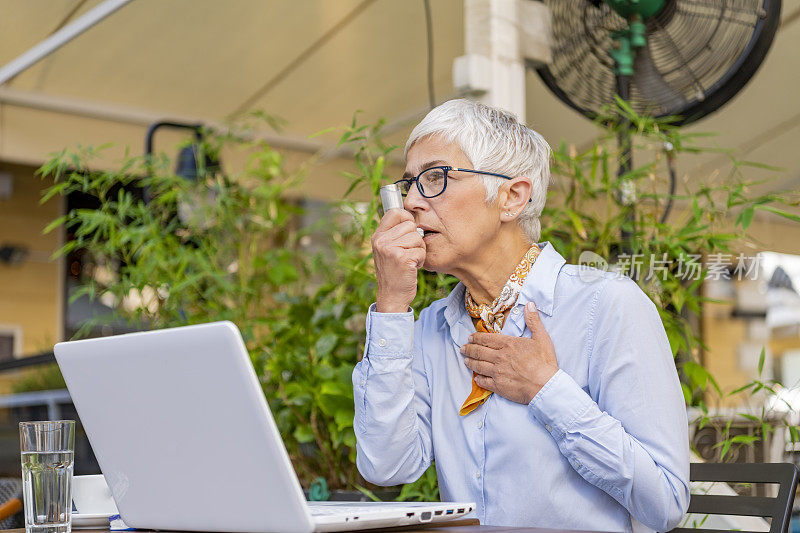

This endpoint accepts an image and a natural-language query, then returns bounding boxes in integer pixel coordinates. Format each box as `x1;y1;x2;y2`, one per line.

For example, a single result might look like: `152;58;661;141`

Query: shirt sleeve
527;275;691;532
352;303;433;486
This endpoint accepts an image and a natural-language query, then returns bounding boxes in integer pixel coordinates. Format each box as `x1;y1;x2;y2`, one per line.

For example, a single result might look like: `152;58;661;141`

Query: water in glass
20;421;75;533
21;451;74;533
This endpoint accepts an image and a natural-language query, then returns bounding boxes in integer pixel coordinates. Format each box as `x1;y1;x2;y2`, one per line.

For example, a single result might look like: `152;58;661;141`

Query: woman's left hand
460;300;559;404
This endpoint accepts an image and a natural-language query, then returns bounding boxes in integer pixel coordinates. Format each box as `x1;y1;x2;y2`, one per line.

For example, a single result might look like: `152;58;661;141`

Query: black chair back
670;462;799;533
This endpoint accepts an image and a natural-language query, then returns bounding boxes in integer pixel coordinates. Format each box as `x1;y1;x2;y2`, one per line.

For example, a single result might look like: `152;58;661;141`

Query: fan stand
610;19;644;267
615;72;635;259
612;23;678;278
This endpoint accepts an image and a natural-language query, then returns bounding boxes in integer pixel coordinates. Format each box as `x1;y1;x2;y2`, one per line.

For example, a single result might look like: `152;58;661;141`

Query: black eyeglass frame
394;165;533;202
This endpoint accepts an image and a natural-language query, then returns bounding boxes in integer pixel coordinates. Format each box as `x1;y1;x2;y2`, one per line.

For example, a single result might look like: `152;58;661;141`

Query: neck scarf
459;244;541;416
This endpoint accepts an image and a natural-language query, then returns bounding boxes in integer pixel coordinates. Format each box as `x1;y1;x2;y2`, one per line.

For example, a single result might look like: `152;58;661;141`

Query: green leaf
42;215;69;235
353;485;383;502
729;382;755;395
319;381;349;397
730;434;759;445
334;409;353;430
755;205;800;223
758;346;766;376
314;333;338;358
718;439;732;460
566;210;587;239
51;240;79;260
736;207;754;230
342;427;356;448
308;126;336;139
40;181;70;204
293;426;315;443
680;383;692;404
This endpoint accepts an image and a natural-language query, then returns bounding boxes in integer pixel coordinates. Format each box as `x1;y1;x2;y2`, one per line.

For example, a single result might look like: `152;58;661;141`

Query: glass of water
20;421;75;533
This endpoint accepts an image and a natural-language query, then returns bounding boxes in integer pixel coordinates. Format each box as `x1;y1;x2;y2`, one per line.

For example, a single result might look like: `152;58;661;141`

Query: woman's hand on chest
460;300;559;404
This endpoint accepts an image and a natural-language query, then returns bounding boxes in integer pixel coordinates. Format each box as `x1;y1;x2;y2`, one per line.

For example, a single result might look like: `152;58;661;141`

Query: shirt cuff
528;369;596;438
365;302;415;358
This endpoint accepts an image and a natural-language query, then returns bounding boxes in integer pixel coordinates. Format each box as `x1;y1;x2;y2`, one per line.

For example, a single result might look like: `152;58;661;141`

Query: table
360;520;619;533
6;520;618;533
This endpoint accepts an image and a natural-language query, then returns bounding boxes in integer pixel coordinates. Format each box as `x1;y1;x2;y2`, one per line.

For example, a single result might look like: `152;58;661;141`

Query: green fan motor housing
604;0;665;19
605;0;665;76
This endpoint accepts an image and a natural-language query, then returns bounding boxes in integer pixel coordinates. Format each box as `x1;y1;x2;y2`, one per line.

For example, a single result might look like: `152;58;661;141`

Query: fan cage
534;0;781;126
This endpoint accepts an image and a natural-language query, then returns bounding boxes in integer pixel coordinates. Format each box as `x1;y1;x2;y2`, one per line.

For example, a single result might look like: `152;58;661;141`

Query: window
0;333;14;362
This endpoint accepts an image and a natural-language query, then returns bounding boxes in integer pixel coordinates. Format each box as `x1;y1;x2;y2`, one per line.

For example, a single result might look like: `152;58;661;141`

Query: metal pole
0;87;329;155
0;0;135;86
46;399;59;421
616;73;635;258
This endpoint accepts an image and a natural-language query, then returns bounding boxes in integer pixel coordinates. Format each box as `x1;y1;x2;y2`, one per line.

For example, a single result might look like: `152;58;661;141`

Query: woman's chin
422;256;446;273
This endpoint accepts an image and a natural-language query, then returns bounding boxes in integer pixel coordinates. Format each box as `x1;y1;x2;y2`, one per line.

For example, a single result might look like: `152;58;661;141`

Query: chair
669;462;799;533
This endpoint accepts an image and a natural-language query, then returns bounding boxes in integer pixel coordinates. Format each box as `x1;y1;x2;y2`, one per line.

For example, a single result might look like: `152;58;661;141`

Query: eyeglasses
394;165;532;202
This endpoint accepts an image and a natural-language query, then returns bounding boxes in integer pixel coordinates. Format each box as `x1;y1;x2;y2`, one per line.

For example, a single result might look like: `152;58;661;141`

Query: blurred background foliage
35;102;800;498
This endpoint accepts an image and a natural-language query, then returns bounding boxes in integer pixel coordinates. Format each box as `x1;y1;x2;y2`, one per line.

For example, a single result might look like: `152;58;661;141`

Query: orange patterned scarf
459;244;541;416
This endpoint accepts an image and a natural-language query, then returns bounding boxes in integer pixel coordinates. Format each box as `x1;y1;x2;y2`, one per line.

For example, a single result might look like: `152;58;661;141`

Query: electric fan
533;0;782;126
530;0;782;242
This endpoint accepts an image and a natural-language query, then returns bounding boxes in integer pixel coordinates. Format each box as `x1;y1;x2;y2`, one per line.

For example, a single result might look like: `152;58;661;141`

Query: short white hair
404;99;551;243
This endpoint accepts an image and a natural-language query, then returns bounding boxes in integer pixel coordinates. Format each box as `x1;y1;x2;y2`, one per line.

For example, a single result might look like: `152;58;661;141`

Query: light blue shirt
352;241;690;531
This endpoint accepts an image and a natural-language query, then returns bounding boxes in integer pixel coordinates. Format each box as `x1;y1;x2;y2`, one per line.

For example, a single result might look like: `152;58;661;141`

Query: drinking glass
20;421;75;533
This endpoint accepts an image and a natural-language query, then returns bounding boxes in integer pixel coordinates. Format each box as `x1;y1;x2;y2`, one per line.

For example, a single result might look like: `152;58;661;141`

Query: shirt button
545;424;552;432
360;379;365;387
476;471;482;479
477;421;483;429
512;308;520;315
378;338;387;347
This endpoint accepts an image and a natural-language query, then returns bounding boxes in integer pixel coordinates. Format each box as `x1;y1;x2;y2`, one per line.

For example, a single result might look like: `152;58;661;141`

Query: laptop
53;321;474;533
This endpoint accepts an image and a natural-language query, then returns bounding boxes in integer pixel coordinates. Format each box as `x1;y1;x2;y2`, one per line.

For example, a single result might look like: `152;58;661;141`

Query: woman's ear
501;177;533;218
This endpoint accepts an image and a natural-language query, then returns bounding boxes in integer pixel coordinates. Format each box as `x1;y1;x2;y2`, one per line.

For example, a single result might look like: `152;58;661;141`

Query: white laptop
53;321;474;533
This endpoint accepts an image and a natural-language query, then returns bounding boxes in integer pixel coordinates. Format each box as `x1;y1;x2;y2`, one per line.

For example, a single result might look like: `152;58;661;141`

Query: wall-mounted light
0;244;30;266
144;121;221;183
144;121;223;229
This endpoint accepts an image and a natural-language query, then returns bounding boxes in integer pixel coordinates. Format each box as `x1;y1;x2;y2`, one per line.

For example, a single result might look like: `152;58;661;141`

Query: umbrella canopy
0;0;797;213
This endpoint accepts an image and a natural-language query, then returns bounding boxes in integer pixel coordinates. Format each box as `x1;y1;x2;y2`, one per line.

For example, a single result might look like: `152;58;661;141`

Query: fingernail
459;345;466;354
527;301;536;312
468;334;474;342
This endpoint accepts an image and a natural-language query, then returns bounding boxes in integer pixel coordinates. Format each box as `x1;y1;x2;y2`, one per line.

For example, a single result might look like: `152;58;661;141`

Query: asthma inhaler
380;184;424;237
380;183;404;212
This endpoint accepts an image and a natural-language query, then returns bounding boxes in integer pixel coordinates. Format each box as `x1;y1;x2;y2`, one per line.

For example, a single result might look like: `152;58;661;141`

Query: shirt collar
441;241;567;331
517;241;566;317
442;282;466;331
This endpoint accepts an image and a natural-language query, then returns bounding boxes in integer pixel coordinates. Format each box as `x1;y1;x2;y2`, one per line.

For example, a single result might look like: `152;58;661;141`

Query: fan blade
632;42;686;113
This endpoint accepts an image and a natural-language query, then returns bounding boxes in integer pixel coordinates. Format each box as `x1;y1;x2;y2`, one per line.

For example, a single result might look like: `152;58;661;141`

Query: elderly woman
352;99;690;532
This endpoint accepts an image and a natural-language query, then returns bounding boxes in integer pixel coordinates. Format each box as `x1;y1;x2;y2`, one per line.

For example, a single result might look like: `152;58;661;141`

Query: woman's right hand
371;209;426;313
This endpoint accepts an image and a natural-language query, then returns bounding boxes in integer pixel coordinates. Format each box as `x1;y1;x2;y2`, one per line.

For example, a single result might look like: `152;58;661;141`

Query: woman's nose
403;182;427;211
